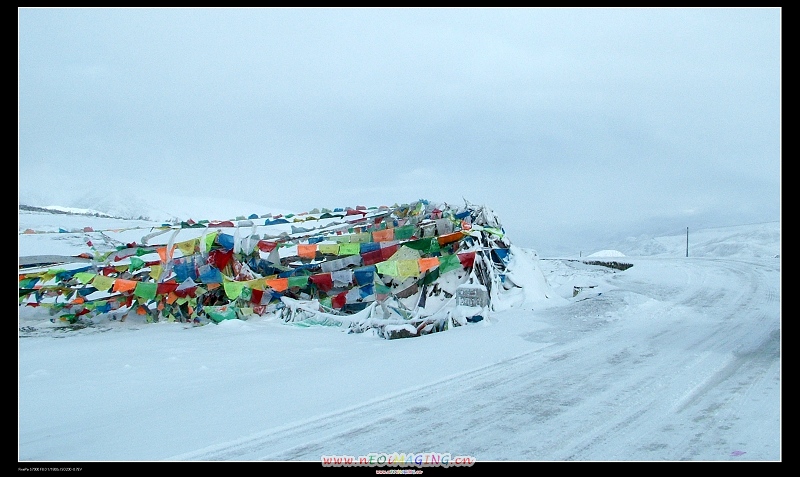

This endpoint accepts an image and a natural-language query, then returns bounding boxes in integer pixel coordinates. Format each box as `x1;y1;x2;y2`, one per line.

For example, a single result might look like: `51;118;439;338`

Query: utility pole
686;227;689;257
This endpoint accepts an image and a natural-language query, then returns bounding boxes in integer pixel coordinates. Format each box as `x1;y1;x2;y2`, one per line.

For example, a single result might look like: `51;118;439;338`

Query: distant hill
607;221;780;259
19;204;120;219
19;191;288;224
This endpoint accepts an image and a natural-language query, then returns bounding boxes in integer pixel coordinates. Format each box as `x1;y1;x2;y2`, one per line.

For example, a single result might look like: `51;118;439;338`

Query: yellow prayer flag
396;260;420;278
176;239;197;256
149;264;163;280
91;274;115;292
318;244;340;255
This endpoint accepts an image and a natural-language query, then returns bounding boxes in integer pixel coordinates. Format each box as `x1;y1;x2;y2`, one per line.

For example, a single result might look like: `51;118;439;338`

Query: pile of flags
19;200;512;336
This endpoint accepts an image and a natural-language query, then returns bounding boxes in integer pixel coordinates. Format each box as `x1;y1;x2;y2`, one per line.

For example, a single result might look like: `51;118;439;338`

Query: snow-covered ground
18;209;781;464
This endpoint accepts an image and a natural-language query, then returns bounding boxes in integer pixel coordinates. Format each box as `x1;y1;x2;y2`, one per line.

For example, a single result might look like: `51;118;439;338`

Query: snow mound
588;249;626;258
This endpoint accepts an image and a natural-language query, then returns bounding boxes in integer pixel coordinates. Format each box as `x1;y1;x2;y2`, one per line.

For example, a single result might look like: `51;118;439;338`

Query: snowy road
161;256;781;462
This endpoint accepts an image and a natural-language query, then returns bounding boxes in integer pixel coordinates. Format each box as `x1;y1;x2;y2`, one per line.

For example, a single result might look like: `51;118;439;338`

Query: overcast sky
18;7;781;254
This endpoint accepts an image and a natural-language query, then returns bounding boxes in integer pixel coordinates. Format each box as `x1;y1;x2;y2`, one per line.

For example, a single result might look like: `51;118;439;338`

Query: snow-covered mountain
19;190;289;224
605;221;781;259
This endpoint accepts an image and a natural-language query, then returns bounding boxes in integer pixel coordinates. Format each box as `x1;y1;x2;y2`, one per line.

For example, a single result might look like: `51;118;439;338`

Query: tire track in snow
550;258;780;460
163;347;551;461
164;257;780;462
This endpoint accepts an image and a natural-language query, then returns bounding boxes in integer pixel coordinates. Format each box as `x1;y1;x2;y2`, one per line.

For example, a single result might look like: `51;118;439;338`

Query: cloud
19;8;781;256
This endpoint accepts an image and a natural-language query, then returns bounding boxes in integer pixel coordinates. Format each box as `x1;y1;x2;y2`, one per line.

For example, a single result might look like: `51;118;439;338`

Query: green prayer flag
74;272;95;285
129;256;145;272
19;277;40;289
338;243;361;256
393;225;415;240
223;280;244;300
422;267;440;285
206;305;238;323
438;254;462;274
204;232;218;252
376;260;399;277
320;296;332;309
484;227;504;237
133;281;157;301
288;275;309;288
239;287;252;301
403;237;440;254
